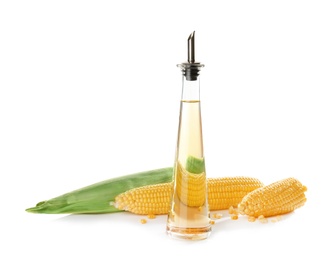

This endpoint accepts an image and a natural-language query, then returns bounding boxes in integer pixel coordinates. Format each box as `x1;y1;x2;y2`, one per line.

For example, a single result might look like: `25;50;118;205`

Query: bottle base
166;225;211;240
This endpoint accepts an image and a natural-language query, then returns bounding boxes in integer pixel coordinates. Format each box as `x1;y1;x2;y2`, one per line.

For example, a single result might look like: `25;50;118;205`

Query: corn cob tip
111;201;127;211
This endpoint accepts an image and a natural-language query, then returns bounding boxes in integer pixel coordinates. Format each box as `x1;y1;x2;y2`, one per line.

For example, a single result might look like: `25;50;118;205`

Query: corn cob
176;163;206;207
238;177;307;217
114;176;264;215
26;167;173;214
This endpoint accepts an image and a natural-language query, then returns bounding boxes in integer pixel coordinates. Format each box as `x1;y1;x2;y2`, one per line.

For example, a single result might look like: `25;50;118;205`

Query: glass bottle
166;31;211;240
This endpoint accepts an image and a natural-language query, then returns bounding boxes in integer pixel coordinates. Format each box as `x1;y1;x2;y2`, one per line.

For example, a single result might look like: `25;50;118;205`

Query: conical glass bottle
166;32;211;240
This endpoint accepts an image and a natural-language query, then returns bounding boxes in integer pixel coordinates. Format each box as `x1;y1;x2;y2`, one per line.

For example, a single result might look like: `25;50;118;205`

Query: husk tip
25;201;47;213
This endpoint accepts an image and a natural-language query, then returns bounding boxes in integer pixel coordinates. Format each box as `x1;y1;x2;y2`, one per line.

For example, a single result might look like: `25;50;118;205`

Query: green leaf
26;167;173;214
185;155;205;174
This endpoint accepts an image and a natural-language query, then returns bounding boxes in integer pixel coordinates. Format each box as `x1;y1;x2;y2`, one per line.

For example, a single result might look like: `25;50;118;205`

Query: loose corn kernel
228;206;234;214
271;215;282;222
228;206;239;215
140;219;147;224
231;214;238;220
258;215;268;223
147;214;156;219
248;216;256;222
212;213;223;219
209;220;215;225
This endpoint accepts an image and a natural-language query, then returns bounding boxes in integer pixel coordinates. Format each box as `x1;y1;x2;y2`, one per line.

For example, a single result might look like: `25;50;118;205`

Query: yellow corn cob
176;163;206;207
114;177;264;215
238;177;307;218
115;182;172;215
209;177;264;210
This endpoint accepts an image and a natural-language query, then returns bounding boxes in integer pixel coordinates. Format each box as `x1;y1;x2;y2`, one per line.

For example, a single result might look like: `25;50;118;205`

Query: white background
1;0;333;259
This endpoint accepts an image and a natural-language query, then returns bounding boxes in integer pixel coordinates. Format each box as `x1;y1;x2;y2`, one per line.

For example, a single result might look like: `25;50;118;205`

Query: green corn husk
26;167;173;214
185;155;205;174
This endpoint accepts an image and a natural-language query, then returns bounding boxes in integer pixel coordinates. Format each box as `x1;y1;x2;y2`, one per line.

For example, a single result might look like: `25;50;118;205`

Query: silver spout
187;31;195;63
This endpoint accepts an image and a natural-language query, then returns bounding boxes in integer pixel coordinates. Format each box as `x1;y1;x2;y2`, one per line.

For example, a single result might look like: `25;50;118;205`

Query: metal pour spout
188;31;195;63
178;31;204;81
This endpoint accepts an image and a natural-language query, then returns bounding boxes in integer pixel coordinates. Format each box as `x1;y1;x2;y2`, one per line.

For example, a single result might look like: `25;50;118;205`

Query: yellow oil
166;100;211;240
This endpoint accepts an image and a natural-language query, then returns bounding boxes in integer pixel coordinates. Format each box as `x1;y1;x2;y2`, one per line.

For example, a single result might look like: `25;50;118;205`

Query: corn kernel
248;216;256;222
271;215;282;222
228;206;234;214
229;206;239;215
209;220;215;225
258;215;268;223
147;214;156;219
212;213;223;219
140;219;147;224
231;214;238;220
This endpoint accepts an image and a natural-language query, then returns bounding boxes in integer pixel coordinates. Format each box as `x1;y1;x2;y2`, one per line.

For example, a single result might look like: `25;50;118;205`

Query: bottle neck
181;75;201;101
